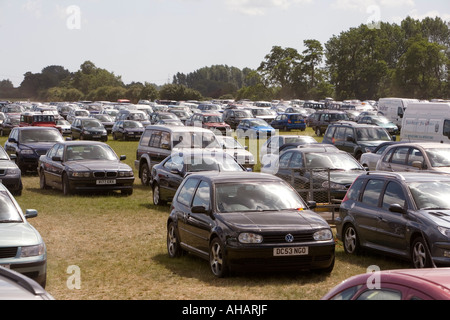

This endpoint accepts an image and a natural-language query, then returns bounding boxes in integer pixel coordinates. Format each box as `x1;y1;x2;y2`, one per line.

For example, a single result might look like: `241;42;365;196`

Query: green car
0;184;47;287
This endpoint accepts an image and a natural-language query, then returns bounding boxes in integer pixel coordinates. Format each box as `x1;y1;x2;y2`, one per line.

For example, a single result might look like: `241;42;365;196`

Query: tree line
1;16;449;103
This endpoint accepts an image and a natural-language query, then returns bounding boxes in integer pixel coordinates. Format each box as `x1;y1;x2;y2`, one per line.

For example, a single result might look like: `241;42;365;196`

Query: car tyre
167;222;184;258
62;173;73;196
140;163;151;186
39;170;49;190
209;237;228;278
152;183;166;206
343;224;360;255
411;237;432;268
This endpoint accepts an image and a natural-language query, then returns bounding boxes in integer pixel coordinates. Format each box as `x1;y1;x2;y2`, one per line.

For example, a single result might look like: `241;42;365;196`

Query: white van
400;102;450;143
377;98;419;129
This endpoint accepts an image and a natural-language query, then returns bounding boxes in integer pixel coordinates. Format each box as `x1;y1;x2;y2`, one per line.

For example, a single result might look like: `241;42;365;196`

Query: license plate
0;264;10;269
96;179;116;185
93;135;101;138
273;247;308;256
294;121;301;123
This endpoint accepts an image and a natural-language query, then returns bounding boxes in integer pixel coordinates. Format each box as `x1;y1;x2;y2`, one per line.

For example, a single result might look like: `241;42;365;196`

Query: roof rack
365;171;406;180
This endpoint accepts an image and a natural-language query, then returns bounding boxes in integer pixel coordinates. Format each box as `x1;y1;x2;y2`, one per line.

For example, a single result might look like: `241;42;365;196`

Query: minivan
134;125;221;185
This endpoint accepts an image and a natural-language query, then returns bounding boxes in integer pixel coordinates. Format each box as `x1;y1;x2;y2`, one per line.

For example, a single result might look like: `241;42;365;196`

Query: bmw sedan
0;184;47;288
38;141;134;196
167;172;335;277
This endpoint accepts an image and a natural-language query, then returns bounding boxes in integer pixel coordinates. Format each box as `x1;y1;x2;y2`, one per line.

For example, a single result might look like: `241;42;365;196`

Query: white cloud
226;0;313;16
332;0;415;12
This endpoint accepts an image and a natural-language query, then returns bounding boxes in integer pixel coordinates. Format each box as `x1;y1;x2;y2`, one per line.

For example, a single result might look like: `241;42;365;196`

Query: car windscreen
425;148;450;167
356;128;391;141
0;192;22;223
19;129;63;143
306;152;364;170
215;181;305;213
83;120;102;128
65;145;118;161
0;147;10;160
183;154;243;173
409;181;450;210
123;121;143;128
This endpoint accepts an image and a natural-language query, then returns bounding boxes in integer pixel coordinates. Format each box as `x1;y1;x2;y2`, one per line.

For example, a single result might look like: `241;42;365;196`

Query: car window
382;182;406;210
346;178;365;201
289;152;303;168
330;285;362;300
356;289;402;300
47;144;59;158
279;152;293;168
0;192;23;222
192;181;211;211
391;147;409;165
407;148;424;166
177;178;199;207
361;179;385;207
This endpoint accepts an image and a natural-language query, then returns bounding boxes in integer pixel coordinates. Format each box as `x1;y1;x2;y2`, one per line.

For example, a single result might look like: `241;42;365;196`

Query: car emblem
285;234;294;243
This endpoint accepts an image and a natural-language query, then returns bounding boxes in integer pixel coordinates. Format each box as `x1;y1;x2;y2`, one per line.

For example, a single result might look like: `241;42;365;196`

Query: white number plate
273;247;308;256
96;179;116;185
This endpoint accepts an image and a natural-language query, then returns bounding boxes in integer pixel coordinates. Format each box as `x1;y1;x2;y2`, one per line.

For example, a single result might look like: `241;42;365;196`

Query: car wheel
167;222;184;258
209;237;228;278
411;237;432;268
343;224;360;255
140;163;151;186
113;133;117;140
62;173;73;196
152;183;166;206
39;170;49;190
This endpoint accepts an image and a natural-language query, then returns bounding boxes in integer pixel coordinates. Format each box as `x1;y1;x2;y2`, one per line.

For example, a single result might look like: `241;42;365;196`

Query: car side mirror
191;205;212;215
307;201;317;209
411;161;423;169
120;155;126;161
8;137;17;143
52;156;62;162
391;135;397;141
389;204;406;214
24;209;38;219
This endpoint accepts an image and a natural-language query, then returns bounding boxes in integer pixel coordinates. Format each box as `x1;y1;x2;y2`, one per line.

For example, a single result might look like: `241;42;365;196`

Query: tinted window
279;152;293;167
356;289;402;300
346;178;365;201
140;129;152;146
382;182;406;210
391;147;409;165
192;181;211;210
361;179;384;207
407;148;424;166
177;178;199;207
289;152;303;168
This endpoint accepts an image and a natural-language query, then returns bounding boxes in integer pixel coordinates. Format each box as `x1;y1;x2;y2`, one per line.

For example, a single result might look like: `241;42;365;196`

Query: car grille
262;232;314;244
93;171;118;178
0;247;18;258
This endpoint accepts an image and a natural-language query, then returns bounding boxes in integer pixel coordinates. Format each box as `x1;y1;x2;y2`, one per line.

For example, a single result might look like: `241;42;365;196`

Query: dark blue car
271;113;306;131
4;127;64;173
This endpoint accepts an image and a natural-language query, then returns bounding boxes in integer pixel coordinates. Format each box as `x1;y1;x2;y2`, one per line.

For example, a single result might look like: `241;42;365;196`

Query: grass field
5;129;410;300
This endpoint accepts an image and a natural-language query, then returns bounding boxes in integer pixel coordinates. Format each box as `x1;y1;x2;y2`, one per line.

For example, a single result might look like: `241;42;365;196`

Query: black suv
306;110;349;136
222;108;253;129
337;171;450;268
4;127;64;173
322;121;394;160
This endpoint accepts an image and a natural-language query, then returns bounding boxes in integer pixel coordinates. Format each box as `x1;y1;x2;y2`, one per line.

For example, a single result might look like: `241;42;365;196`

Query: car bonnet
0;223;42;247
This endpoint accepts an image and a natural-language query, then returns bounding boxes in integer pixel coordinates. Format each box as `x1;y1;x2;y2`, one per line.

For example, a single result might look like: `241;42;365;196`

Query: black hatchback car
70;117;108;142
167;172;335;277
337;171;450;268
4;127;64;173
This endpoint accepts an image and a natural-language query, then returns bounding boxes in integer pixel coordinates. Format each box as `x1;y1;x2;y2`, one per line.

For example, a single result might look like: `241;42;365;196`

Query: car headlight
7;168;20;175
20;149;34;155
364;146;376;153
238;233;263;244
438;226;450;237
69;171;90;178
21;243;45;257
119;171;134;177
83;130;90;135
313;229;333;241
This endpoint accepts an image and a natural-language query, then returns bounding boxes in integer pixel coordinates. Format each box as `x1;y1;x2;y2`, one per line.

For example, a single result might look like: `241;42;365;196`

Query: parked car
0;183;47;287
66;108;90;123
322;268;450;300
358;115;399;135
260;135;319;162
0;114;20;136
151;150;245;205
111;120;145;141
38;141;134;196
359;141;402;170
307;110;349;136
185;113;231;135
0;266;53;300
89;114;115;134
245;107;277;123
70;117;108;142
0;145;22;195
375;142;450;173
149;112;179;125
222;108;253;129
270;113;306;132
236;118;275;139
155;119;184;126
4;127;64;173
55;119;72;136
337;171;450;268
216;135;255;170
168;109;192;124
167;172;335;277
261;145;365;202
135;125;221;186
322;121;395;160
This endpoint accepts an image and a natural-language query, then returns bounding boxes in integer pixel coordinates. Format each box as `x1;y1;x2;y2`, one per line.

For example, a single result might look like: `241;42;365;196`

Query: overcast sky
1;0;449;87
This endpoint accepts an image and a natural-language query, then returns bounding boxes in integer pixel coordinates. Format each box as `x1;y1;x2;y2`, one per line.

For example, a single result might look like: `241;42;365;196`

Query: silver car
0;184;47;287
